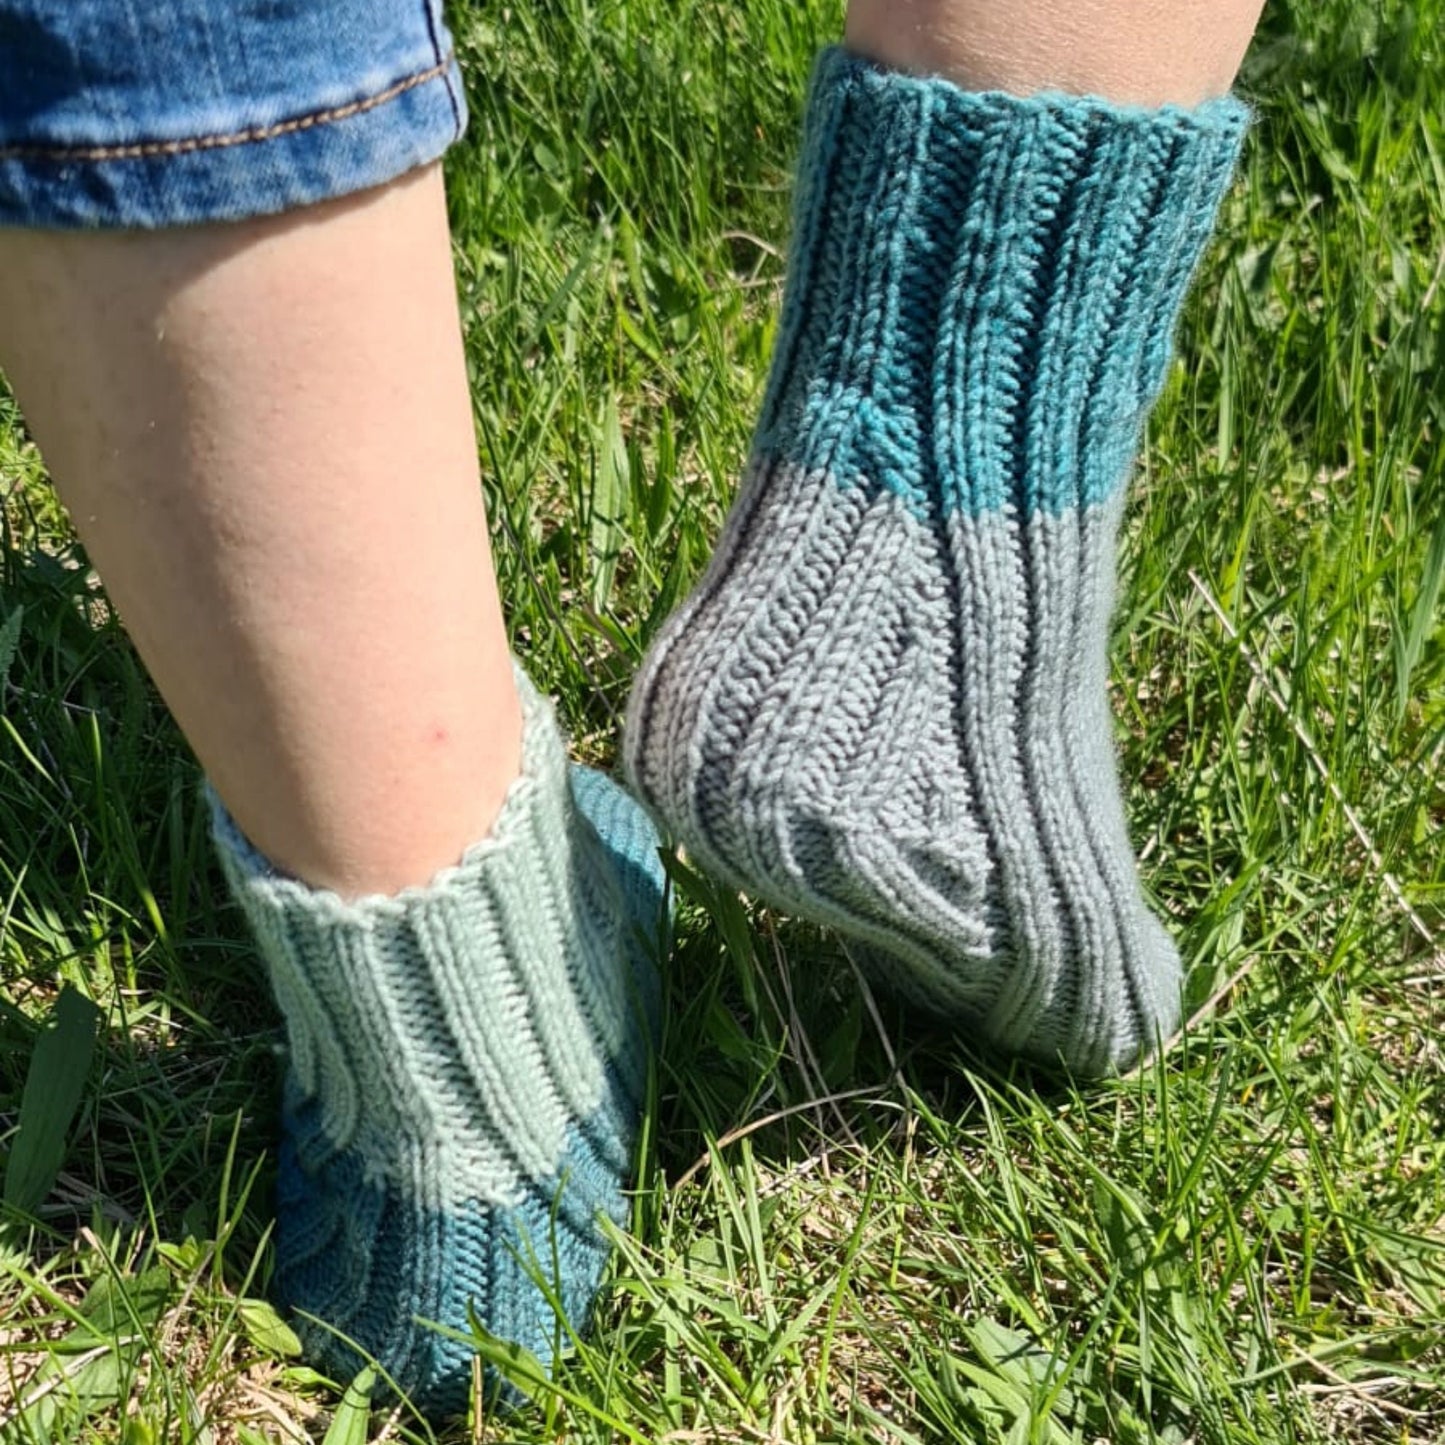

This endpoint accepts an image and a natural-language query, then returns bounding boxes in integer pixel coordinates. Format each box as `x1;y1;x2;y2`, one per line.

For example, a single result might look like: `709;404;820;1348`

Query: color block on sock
273;1067;634;1415
212;675;667;1413
754;49;1249;521
627;51;1246;1075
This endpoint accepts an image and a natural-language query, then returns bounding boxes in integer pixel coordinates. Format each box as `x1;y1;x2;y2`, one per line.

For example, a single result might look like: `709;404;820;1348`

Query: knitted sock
624;50;1247;1076
211;673;666;1415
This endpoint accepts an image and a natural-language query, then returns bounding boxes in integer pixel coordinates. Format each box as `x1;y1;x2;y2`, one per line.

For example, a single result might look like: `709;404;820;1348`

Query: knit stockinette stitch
212;675;666;1414
626;50;1248;1076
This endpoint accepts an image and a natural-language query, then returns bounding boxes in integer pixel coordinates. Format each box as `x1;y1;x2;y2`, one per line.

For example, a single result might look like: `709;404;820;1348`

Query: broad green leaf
122;1419;159;1445
321;1367;375;1445
238;1297;303;1359
4;985;101;1216
468;1315;548;1399
1396;507;1445;722
590;396;630;611
16;1346;124;1440
73;1266;171;1342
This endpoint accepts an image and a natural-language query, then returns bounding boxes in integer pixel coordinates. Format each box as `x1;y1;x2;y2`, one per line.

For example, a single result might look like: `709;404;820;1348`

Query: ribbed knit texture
625;49;1247;1075
211;674;667;1415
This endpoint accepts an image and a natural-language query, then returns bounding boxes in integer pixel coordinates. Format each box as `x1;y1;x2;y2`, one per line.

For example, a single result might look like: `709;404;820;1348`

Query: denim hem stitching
0;57;452;163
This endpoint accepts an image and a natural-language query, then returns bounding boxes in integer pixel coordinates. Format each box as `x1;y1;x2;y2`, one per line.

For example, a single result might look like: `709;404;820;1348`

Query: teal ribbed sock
625;50;1247;1075
211;673;666;1415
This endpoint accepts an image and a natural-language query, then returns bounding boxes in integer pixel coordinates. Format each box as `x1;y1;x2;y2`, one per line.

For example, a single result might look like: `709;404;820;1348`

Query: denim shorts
0;0;467;229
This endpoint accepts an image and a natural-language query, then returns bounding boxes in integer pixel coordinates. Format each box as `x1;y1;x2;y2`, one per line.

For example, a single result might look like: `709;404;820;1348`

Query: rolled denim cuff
0;0;467;228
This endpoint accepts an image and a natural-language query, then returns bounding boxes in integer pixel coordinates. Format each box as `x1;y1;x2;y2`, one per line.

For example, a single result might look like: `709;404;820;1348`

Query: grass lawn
1;0;1442;1439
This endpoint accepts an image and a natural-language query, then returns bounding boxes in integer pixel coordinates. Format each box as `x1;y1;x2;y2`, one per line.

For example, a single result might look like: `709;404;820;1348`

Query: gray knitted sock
623;53;1247;1074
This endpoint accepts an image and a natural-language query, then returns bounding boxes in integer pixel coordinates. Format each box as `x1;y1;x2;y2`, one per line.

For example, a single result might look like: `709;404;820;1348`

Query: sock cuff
810;46;1252;137
754;47;1250;517
208;671;653;1209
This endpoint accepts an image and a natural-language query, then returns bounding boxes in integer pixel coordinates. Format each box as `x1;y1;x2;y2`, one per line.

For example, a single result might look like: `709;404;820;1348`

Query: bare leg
0;165;521;897
845;0;1265;105
0;152;669;1409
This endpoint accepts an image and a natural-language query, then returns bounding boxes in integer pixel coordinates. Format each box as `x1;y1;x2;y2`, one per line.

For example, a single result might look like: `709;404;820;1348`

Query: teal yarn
626;50;1248;1075
753;52;1248;519
211;674;667;1415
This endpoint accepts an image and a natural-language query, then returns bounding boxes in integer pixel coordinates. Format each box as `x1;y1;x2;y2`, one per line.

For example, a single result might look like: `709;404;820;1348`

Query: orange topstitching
0;57;451;163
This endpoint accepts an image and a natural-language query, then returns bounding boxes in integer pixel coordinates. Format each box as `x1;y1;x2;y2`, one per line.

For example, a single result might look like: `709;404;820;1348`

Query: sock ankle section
626;52;1246;1074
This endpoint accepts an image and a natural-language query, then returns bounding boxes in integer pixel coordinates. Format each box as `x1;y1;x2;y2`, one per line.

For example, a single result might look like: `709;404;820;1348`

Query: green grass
1;0;1442;1439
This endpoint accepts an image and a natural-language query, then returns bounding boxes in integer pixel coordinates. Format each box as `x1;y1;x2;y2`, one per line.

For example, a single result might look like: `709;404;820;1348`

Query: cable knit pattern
212;674;667;1415
625;49;1247;1075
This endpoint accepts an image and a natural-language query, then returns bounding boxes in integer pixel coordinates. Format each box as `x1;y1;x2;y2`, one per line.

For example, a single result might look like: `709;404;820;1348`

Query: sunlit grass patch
1;0;1441;1439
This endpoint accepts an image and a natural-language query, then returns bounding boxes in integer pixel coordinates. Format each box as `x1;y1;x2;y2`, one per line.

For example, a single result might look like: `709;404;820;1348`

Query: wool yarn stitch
212;672;666;1414
625;49;1248;1075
